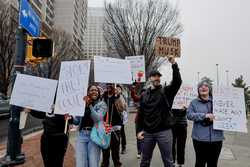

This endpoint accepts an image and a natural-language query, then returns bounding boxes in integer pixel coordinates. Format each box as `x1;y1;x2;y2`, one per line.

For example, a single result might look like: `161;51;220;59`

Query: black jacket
137;64;182;133
30;111;72;136
103;93;123;126
172;109;187;127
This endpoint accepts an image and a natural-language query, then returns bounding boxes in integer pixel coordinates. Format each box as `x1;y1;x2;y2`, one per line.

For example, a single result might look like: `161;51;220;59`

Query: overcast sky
89;0;250;86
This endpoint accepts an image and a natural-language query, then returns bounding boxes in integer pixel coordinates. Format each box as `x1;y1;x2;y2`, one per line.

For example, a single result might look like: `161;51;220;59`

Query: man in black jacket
137;57;182;167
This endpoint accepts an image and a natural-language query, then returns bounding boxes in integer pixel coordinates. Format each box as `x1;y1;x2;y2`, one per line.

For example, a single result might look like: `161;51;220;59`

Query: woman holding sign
187;81;224;167
72;85;107;167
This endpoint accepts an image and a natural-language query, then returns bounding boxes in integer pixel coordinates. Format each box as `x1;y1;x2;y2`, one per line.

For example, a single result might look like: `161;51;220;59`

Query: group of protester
24;57;224;167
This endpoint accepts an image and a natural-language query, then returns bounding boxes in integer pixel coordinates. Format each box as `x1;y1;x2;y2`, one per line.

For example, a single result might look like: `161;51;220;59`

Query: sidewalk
0;131;75;167
69;113;250;167
0;111;249;167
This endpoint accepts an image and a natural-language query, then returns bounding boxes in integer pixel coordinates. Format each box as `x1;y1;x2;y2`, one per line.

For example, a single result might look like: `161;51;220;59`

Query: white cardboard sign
10;74;58;112
213;87;248;133
54;60;90;116
94;56;132;84
172;85;198;109
126;55;146;82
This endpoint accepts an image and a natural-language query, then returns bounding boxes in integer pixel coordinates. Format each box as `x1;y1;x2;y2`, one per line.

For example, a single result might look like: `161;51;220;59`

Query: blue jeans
140;129;173;167
76;130;101;167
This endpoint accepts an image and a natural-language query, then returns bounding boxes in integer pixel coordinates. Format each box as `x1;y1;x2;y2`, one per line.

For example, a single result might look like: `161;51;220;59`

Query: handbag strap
110;104;114;125
105;108;109;124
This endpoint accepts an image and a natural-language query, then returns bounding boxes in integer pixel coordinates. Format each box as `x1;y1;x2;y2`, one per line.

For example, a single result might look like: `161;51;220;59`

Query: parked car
0;93;10;117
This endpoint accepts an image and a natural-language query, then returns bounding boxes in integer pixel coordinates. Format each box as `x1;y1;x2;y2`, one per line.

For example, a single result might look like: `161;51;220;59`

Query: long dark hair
87;84;101;100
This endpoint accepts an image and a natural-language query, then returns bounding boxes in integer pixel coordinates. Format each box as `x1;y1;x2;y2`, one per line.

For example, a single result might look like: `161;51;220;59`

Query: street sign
19;0;40;37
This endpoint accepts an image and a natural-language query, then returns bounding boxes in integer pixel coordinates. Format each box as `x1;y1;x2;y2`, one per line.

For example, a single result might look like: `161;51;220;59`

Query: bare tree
104;0;183;75
0;2;16;96
47;27;74;79
28;27;86;79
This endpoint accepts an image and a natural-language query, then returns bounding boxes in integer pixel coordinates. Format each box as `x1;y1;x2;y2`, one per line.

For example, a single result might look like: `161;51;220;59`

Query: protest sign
125;55;146;82
155;37;181;58
172;85;197;109
10;74;58;112
213;87;248;133
54;60;90;116
94;56;132;84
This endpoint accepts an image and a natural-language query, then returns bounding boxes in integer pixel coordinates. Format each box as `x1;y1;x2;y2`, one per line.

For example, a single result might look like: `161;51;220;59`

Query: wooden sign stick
64;118;69;134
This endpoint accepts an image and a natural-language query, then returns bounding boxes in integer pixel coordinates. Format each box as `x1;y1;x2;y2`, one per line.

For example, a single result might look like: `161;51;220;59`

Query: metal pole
1;0;27;163
226;70;229;86
197;72;200;84
2;27;26;166
216;64;219;87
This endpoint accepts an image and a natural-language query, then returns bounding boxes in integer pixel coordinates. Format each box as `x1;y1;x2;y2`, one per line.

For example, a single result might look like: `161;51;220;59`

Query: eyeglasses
201;84;209;87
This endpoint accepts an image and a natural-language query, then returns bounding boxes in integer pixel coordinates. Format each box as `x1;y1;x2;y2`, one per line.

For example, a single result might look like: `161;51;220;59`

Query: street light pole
226;70;229;86
197;72;200;84
216;64;219;87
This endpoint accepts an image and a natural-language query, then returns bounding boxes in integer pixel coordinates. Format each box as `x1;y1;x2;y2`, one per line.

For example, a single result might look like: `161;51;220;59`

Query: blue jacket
187;97;224;142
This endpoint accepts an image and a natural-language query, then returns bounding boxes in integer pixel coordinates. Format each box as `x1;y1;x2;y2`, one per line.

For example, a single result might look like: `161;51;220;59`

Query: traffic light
25;36;53;64
32;38;53;57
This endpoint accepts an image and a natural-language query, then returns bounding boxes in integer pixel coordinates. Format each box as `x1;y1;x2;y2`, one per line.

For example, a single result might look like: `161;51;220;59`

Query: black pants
172;126;187;165
40;133;68;167
193;140;223;167
121;125;127;150
135;124;143;154
102;130;122;167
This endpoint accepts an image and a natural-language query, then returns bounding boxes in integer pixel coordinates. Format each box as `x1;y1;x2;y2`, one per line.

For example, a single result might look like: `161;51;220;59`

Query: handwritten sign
125;55;146;82
172;85;198;109
54;60;90;116
155;37;181;58
213;87;248;133
94;56;132;84
10;74;58;112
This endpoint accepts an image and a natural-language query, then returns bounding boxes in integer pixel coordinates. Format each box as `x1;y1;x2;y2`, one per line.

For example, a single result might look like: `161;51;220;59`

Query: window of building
33;0;42;9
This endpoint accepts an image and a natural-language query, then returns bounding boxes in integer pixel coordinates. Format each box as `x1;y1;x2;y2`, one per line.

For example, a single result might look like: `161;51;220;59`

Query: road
0;114;43;144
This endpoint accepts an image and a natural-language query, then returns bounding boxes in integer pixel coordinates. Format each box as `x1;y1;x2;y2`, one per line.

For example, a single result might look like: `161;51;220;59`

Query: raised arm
29;110;46;119
164;62;182;106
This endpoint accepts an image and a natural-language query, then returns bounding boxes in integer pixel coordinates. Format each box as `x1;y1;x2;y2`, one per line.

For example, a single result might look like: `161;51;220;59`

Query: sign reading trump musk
155;37;181;58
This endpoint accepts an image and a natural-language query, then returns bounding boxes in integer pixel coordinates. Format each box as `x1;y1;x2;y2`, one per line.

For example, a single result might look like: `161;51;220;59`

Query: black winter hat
149;70;162;77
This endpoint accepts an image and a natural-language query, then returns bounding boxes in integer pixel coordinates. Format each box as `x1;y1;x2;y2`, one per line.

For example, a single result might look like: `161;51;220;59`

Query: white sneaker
136;154;141;159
